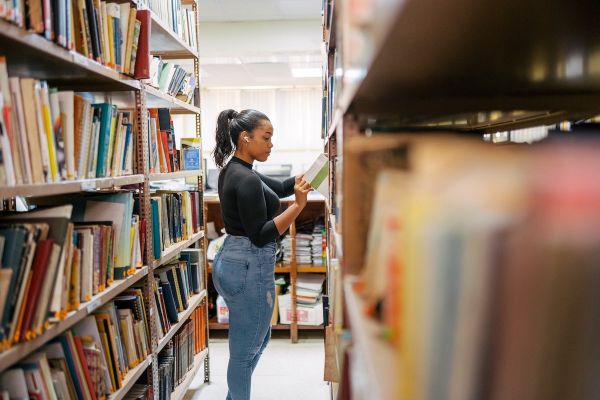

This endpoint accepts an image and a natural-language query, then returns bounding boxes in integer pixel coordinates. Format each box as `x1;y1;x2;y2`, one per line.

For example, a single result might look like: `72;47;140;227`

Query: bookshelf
151;231;206;269
0;19;140;91
148;169;203;182
0;0;210;398
204;196;327;342
108;355;153;400
155;290;207;353
323;0;600;399
145;84;201;114
343;278;398;400
149;10;198;58
170;348;209;400
0;174;145;198
0;266;149;373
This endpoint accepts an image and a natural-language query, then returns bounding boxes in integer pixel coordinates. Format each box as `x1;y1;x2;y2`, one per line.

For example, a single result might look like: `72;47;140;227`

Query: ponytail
213;109;237;168
212;108;270;168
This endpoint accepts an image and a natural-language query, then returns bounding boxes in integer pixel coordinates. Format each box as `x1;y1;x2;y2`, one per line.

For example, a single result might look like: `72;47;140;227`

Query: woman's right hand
294;175;311;208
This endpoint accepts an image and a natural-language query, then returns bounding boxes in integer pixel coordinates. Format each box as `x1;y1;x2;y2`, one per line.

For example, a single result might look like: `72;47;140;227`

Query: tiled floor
184;332;330;400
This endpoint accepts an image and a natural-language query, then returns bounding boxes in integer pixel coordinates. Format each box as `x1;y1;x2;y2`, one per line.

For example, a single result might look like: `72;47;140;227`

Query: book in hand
303;153;329;198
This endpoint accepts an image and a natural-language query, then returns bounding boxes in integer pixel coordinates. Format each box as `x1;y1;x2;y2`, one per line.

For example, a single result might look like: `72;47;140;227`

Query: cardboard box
278;293;324;326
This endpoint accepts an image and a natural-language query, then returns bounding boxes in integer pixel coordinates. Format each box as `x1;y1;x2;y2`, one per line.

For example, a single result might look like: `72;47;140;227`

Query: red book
19;240;54;341
73;336;99;400
139;218;147;262
160;132;171;173
134;10;151;79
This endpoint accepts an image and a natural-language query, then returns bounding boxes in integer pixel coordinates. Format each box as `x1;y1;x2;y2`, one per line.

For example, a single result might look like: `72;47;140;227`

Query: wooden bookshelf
205;198;327;340
152;230;205;269
0;266;149;373
344;279;398;400
156;290;207;353
0;0;209;396
208;262;326;274
145;84;201;114
108;355;153;400
171;348;209;400
0;174;144;198
149;10;198;58
208;317;323;331
0;19;140;91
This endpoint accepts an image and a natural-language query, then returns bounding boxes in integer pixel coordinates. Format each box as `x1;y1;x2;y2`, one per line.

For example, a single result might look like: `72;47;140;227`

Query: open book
303;154;329;197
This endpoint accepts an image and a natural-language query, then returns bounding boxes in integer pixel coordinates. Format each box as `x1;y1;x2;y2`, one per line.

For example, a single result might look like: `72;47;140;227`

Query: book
303;153;329;198
134;10;151;79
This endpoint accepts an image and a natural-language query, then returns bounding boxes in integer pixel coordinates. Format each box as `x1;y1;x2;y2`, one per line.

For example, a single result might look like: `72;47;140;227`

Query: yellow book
105;110;119;177
123;7;137;74
106;6;115;68
40;83;59;182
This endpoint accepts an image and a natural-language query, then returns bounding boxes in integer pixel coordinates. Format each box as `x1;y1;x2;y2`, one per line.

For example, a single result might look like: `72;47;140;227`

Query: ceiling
200;0;323;22
198;18;323;87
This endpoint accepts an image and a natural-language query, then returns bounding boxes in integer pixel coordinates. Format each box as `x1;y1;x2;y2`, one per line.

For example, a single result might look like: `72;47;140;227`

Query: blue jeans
212;235;277;400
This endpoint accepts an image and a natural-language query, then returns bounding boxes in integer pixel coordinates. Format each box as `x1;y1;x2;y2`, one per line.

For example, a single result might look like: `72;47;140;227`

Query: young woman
211;109;311;400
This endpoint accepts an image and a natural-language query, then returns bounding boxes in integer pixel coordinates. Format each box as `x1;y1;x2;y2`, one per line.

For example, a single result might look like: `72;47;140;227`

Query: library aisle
185;335;329;400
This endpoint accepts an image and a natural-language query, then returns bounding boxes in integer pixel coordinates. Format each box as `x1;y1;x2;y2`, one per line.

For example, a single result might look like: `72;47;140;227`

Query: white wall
172;19;324;177
173;86;323;177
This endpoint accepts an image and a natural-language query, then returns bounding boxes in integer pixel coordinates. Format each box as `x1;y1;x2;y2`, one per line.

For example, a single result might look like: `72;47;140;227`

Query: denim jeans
212;235;277;400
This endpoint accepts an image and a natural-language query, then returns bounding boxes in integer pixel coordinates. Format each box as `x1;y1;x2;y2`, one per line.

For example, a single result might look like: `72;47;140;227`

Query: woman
211;109;311;400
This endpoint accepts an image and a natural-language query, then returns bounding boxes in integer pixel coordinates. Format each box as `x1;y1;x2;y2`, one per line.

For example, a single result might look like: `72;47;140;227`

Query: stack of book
311;222;326;266
295;274;325;306
0;194;143;351
0;59;138;186
281;220;327;265
150;190;203;258
278;274;325;326
0;292;150;399
148;0;198;51
148;57;196;103
0;2;149;77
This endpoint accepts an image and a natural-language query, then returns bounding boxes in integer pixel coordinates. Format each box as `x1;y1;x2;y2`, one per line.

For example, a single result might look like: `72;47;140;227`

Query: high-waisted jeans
212;235;276;400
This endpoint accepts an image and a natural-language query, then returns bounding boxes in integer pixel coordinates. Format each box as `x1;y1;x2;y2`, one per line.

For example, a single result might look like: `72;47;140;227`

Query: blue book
92;103;115;178
53;334;86;400
183;147;200;170
121;123;132;172
158;280;179;323
0;227;27;341
151;199;161;259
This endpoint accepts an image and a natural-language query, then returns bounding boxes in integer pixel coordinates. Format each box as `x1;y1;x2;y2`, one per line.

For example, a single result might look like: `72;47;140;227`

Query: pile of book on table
281;219;326;266
278;274;325;326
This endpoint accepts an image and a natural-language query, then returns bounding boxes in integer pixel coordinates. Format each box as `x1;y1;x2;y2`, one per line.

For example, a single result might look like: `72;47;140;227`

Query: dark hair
213;109;270;168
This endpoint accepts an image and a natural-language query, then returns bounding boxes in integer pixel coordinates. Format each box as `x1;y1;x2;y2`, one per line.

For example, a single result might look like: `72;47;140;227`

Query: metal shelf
155;290;207;353
0;266;149;373
148;169;202;182
344;278;398;400
150;11;198;58
171;348;209;400
152;231;205;269
0;175;144;198
108;355;152;400
0;19;140;91
144;85;200;114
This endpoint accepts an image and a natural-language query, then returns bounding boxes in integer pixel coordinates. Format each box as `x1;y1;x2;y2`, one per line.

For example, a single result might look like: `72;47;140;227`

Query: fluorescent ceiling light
290;67;322;78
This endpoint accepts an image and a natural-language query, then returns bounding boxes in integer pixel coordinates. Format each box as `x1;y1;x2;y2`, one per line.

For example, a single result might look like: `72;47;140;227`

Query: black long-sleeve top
218;156;295;247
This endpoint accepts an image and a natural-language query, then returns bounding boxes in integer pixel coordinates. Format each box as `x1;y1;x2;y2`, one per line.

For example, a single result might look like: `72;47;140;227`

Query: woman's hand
294;175;311;208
